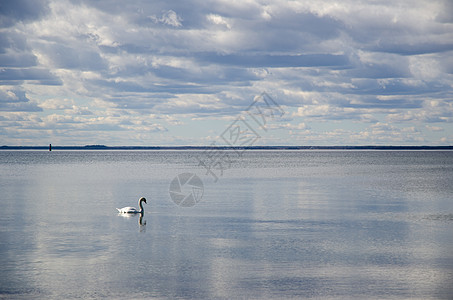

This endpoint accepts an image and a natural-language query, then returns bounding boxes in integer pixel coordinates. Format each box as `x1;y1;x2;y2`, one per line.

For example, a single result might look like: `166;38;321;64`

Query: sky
1;0;452;146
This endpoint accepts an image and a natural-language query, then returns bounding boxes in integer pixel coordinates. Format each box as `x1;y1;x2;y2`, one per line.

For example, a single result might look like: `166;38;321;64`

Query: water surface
1;150;452;299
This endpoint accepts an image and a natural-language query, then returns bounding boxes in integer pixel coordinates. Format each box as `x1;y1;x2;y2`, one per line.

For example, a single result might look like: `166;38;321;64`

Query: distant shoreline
1;145;453;150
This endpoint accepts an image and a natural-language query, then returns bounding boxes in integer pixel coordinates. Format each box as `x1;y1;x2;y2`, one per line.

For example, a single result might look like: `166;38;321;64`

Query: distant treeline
1;145;453;150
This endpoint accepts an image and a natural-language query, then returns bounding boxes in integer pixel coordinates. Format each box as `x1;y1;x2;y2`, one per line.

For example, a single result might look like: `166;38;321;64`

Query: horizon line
2;145;453;150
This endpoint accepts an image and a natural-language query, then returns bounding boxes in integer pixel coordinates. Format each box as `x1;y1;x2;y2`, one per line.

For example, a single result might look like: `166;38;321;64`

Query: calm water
1;150;452;299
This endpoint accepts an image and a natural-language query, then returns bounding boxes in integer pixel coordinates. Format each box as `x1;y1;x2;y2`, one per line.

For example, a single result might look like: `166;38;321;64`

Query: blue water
1;150;452;299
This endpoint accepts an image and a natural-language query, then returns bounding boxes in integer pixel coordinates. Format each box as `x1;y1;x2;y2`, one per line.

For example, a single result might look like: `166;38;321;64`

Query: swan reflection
118;212;147;231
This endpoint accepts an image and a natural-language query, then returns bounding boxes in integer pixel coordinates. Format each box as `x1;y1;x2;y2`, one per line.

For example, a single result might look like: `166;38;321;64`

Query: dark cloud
252;11;344;40
0;68;61;85
349;79;448;96
150;65;261;86
195;53;350;68
370;42;453;56
344;97;423;110
0;52;37;67
0;30;38;71
89;79;210;95
0;31;29;53
0;19;60;86
436;0;453;23
37;43;107;70
0;0;50;27
0;87;42;112
347;62;410;79
69;0;200;27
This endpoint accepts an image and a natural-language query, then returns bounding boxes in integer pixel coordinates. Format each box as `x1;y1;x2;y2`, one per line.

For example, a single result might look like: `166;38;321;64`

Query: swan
116;197;147;214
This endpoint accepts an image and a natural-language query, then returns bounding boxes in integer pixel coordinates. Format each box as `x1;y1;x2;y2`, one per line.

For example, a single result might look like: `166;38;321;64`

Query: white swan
116;197;147;214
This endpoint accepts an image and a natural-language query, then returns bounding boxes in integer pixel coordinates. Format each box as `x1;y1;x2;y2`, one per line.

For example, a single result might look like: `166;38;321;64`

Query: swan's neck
139;199;144;213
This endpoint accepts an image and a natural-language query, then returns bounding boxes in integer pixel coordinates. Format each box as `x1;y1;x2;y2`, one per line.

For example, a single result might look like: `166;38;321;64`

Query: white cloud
40;98;74;110
150;10;183;27
426;125;443;132
207;14;232;29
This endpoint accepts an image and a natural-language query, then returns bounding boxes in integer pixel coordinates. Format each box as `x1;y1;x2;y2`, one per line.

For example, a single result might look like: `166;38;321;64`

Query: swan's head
140;197;147;204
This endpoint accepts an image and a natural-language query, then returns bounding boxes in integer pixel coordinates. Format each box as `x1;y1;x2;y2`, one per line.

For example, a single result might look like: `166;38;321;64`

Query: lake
1;150;452;299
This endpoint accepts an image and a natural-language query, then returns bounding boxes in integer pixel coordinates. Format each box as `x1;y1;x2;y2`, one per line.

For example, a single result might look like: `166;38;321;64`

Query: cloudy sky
1;0;452;146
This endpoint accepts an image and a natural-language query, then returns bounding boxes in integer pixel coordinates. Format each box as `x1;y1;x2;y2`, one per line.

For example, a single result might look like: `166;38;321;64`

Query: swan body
117;197;147;214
